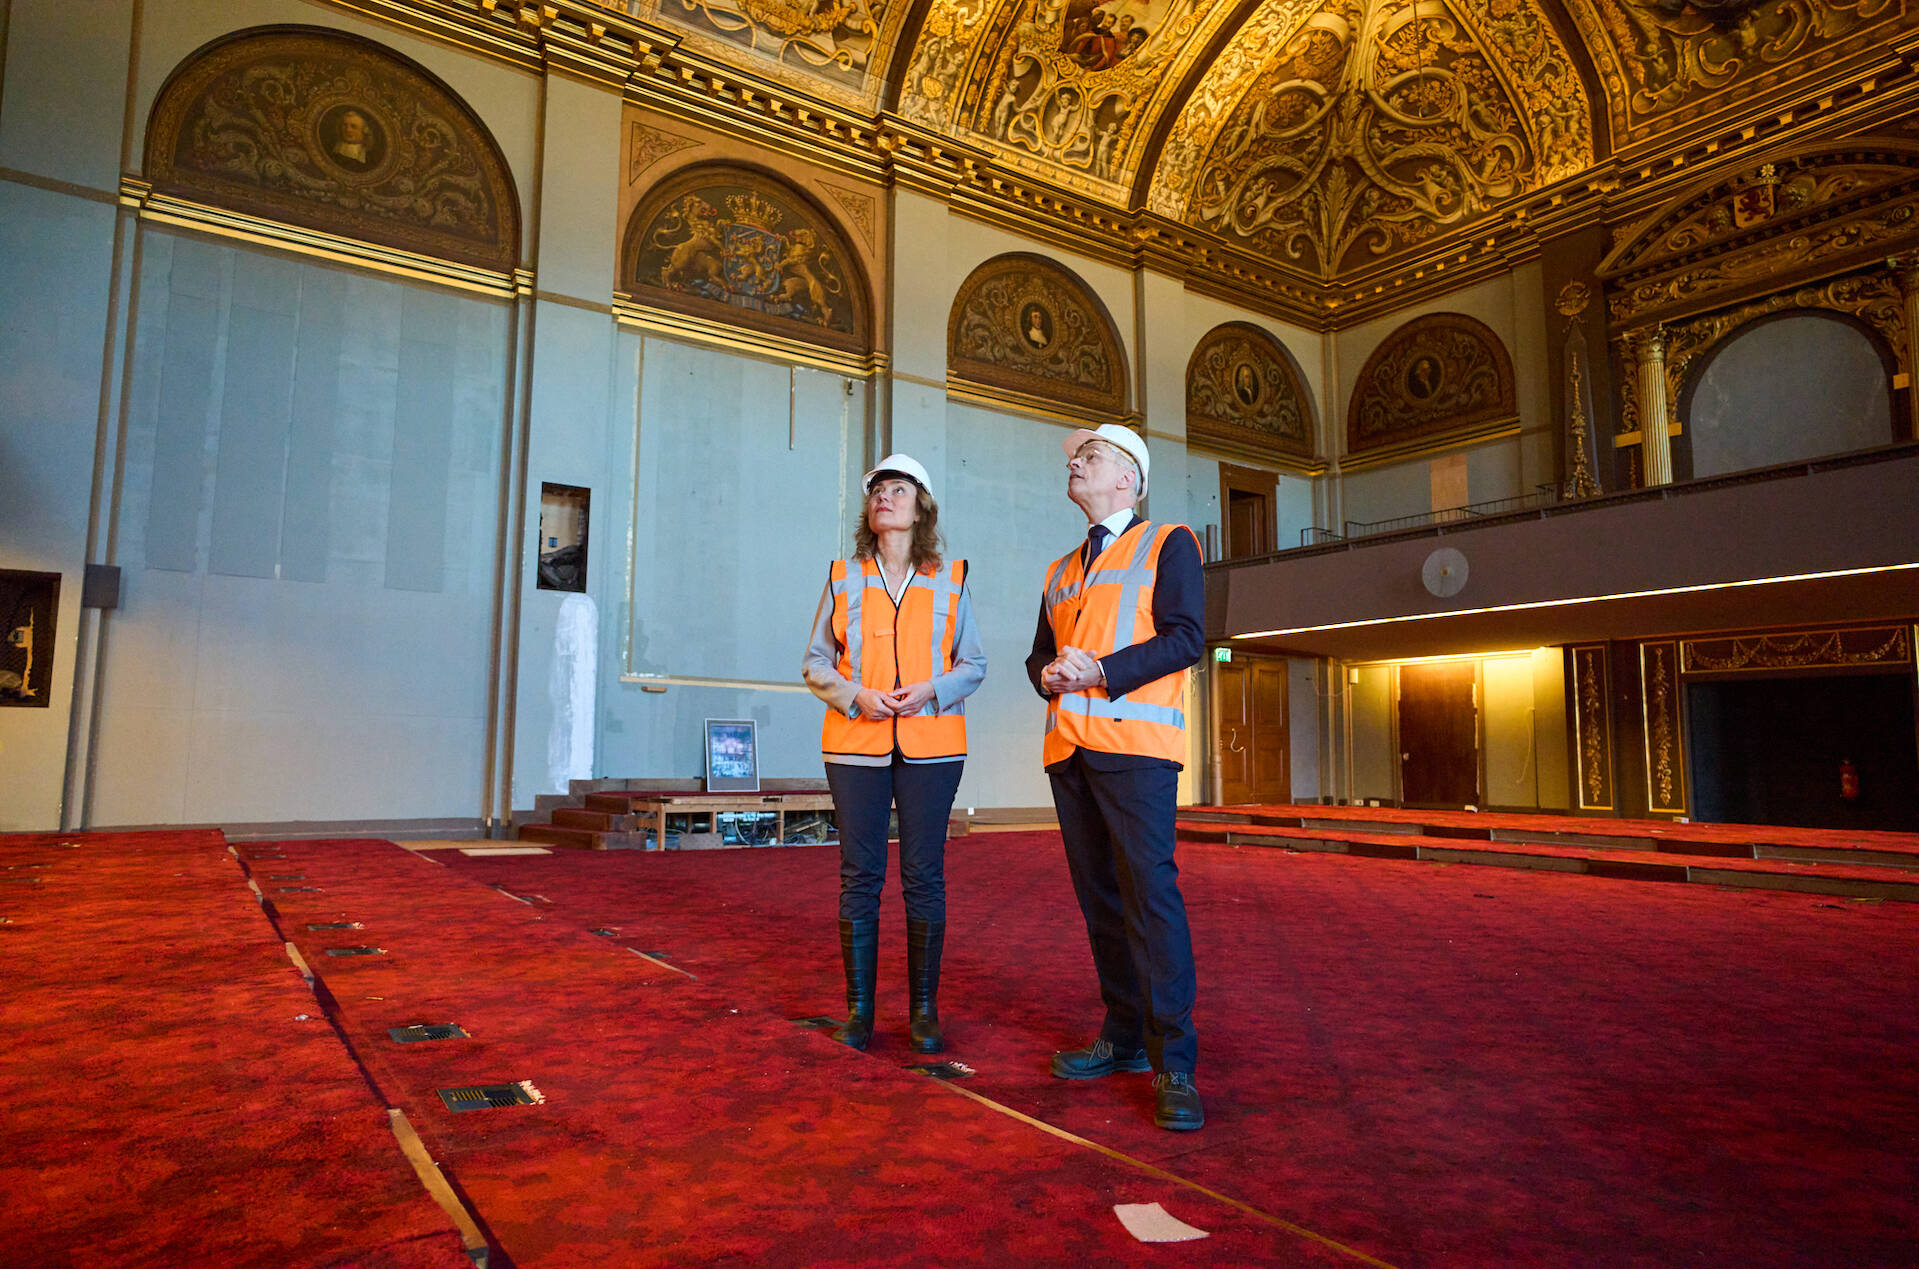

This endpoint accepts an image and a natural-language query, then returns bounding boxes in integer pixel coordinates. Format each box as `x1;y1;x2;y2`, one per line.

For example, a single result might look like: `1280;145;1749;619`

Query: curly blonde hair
853;483;944;573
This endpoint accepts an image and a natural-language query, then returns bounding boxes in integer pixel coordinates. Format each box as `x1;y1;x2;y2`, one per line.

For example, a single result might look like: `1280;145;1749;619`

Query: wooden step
552;808;631;832
1177;821;1919;902
517;825;604;851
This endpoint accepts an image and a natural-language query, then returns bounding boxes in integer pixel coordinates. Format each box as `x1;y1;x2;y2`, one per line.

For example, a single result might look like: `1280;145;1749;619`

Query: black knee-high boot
833;917;877;1050
906;918;945;1054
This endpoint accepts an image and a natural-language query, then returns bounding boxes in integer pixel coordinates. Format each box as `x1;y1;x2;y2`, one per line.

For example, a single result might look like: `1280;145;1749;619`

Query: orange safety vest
822;557;969;760
1041;521;1196;767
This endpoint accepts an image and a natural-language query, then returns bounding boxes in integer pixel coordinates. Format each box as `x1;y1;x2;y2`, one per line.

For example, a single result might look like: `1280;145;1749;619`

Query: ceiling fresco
626;0;920;107
1563;0;1908;150
1149;0;1593;279
897;0;1249;198
610;0;1915;292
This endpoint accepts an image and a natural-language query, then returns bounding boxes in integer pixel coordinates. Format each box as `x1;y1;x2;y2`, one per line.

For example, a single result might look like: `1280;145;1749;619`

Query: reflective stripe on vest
1041;522;1194;766
822;558;968;759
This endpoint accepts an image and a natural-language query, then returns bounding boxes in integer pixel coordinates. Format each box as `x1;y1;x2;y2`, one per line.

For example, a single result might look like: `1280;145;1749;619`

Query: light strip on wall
1231;563;1919;641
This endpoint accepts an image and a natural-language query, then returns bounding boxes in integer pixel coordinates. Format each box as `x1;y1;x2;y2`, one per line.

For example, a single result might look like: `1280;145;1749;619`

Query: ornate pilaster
1891;256;1919;440
1632;327;1673;487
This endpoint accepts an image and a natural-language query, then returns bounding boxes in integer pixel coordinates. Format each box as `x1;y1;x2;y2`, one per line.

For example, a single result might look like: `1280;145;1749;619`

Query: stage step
1177;820;1919;902
517;825;611;851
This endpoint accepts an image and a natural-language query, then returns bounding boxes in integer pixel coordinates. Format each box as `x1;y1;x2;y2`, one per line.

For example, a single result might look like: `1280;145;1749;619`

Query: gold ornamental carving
143;27;520;272
1640;641;1683;814
621;164;871;354
629;122;704;184
947;252;1129;420
1162;0;1592;279
1614;272;1906;437
1681;626;1913;674
1573;645;1613;811
820;181;878;248
1186;323;1317;465
1347;312;1516;454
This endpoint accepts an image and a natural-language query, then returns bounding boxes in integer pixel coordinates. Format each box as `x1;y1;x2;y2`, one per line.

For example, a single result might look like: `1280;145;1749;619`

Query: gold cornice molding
120;176;529;298
313;1;1919;335
942;374;1140;433
612;293;888;379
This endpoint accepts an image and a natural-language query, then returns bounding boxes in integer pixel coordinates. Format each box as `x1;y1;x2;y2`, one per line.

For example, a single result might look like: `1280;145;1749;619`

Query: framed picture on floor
704;718;759;793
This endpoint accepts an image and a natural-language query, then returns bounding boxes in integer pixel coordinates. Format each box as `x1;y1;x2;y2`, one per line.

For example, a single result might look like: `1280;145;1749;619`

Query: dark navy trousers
825;754;963;923
1049;751;1198;1075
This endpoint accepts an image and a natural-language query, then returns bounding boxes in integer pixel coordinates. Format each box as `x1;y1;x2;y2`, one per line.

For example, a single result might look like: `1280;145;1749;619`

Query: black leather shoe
1153;1072;1204;1131
1050;1037;1151;1080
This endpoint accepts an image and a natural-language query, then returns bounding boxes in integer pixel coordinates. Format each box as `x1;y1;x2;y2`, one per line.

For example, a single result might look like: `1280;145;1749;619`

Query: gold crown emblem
725;193;782;230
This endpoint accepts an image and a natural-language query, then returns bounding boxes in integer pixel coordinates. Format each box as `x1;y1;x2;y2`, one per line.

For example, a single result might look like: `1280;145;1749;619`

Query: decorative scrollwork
1347;312;1515;453
143;27;519;271
1186;323;1315;463
1570;0;1905;144
947;252;1128;417
1681;626;1912;672
1172;0;1591;278
636;0;908;103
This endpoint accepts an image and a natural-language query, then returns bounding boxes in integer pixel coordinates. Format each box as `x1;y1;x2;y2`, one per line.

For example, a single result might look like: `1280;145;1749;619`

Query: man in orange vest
1026;423;1207;1131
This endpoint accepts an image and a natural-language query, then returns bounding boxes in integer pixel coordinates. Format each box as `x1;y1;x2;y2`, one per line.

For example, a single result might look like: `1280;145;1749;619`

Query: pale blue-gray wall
92;232;508;825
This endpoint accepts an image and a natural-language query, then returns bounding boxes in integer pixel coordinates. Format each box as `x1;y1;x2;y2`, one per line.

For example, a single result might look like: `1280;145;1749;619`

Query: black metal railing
1301;484;1568;547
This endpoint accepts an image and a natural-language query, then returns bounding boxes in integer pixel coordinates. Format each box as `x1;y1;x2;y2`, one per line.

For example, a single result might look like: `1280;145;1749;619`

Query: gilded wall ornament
821;181;879;248
1572;645;1613;810
143;27;519;272
1641;641;1683;813
1158;0;1591;279
621;165;871;353
1565;0;1907;147
1186;323;1316;464
947;252;1128;418
1347;313;1515;454
1681;625;1912;673
630;122;705;184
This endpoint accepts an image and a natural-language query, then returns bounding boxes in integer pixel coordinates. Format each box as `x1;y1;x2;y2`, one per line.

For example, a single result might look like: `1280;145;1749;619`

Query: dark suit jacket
1026;514;1206;771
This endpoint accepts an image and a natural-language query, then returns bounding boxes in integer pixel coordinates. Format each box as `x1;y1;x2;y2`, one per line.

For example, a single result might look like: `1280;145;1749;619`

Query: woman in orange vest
801;454;986;1053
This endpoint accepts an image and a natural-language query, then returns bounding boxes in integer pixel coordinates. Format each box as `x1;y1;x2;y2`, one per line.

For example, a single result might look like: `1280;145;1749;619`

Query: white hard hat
863;453;933;498
1063;423;1149;496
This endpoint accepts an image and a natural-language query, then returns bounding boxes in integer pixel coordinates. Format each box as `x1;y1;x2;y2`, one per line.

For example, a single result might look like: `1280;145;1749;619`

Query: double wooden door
1213;654;1290;806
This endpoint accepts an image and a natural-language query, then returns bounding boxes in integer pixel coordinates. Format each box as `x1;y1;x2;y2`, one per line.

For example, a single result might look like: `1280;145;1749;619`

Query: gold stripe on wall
118;178;528;299
612;296;889;379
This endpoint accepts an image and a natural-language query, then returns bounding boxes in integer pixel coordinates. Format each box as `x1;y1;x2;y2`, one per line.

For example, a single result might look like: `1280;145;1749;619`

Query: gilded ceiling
619;0;1918;288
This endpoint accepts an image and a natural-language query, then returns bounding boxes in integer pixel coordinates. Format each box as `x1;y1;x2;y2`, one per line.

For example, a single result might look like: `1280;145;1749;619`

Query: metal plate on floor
792;1016;840;1032
324;946;385;956
438;1082;543;1112
904;1061;976;1080
308;921;363;930
278;886;321;893
390;1023;469;1043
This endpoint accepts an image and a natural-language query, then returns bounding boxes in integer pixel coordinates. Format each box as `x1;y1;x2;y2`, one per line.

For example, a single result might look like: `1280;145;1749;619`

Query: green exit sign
1213;647;1232;663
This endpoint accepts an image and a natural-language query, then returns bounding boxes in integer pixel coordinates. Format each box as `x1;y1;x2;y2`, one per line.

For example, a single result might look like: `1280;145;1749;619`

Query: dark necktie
1086;525;1109;567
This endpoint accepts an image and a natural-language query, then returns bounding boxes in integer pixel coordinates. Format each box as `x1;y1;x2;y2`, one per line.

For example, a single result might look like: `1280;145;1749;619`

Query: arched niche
619;163;872;358
947;252;1130;423
1347;313;1516;460
143;26;520;273
1680;311;1895;478
1186;322;1317;469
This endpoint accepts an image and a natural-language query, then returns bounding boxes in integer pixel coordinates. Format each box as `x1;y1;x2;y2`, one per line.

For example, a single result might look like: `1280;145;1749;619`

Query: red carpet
0;830;470;1268
251;839;1339;1267
442;833;1919;1267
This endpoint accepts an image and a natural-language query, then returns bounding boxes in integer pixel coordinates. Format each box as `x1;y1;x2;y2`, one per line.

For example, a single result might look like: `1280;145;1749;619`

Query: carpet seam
934;1079;1401;1268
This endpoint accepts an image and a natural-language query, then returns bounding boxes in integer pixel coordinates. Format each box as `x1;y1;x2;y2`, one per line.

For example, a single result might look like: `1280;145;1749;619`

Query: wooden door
1212;654;1291;805
1219;463;1276;559
1213;660;1252;804
1399;662;1479;806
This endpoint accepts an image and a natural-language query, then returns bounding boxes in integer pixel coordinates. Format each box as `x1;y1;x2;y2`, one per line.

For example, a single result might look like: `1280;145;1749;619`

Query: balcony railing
1301;484;1567;547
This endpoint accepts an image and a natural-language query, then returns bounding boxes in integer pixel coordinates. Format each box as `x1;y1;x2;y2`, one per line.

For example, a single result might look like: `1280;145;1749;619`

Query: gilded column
1633;328;1673;487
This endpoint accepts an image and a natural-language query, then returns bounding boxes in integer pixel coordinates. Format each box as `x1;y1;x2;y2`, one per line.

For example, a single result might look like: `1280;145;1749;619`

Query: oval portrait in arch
948;253;1129;421
1186;322;1315;465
